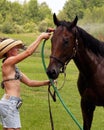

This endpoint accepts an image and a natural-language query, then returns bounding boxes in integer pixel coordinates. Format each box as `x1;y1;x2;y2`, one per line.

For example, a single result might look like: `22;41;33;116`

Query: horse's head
47;13;78;79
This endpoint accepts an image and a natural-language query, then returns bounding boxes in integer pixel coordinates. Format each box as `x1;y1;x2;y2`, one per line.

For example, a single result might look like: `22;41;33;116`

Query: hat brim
0;38;24;59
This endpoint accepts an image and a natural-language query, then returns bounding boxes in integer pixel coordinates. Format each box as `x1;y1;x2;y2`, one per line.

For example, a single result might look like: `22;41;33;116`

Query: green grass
0;33;104;130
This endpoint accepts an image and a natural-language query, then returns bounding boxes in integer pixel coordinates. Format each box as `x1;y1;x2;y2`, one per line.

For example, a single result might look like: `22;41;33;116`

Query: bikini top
1;67;22;89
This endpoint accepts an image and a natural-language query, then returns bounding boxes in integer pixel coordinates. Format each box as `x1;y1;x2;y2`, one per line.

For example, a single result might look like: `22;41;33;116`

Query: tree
0;0;53;33
11;2;23;25
1;14;14;33
38;2;52;21
26;0;39;23
80;0;104;10
0;13;4;24
61;0;84;20
82;5;104;24
0;0;11;22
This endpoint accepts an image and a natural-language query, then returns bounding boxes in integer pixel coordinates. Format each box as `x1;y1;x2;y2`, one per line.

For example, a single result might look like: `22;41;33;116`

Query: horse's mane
77;27;104;57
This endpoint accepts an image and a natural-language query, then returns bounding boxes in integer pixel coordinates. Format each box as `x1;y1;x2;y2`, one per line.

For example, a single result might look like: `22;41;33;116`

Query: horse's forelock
56;21;71;31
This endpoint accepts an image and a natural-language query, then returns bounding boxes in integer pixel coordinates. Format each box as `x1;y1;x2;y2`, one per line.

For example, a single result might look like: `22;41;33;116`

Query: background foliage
0;0;104;34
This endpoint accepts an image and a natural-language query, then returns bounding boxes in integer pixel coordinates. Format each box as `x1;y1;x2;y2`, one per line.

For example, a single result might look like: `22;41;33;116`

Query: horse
47;13;104;130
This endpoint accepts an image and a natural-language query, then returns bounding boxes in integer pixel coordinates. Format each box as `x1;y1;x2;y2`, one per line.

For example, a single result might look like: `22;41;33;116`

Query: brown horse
47;13;104;130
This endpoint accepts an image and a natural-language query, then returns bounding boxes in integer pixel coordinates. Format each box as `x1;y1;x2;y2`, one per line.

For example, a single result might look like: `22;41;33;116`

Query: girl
0;32;52;130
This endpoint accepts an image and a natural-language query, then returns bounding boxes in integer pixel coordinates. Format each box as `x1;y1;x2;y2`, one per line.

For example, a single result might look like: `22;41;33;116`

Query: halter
50;28;79;73
50;55;65;67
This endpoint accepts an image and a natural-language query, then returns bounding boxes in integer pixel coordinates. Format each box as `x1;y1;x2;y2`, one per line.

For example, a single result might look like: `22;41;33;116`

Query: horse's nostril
46;70;51;77
47;69;56;76
47;69;58;79
52;69;56;75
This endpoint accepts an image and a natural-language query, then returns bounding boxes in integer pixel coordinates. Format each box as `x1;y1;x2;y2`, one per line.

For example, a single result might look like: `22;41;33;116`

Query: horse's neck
74;48;97;74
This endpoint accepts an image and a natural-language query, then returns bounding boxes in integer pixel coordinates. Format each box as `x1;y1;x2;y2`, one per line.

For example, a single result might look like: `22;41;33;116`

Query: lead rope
41;39;83;130
48;84;56;130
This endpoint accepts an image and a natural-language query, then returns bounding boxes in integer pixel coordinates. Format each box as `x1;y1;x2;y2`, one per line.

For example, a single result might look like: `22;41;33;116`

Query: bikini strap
1;78;16;89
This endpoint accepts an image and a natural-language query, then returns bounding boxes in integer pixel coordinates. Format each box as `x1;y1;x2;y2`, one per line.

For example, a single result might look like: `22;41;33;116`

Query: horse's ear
53;13;60;26
70;16;78;29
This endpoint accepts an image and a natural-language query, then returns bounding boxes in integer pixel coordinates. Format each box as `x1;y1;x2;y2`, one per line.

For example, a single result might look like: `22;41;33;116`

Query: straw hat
0;38;24;59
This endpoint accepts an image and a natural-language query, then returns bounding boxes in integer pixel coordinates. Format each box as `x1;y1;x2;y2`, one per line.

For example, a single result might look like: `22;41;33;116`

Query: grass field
0;33;104;130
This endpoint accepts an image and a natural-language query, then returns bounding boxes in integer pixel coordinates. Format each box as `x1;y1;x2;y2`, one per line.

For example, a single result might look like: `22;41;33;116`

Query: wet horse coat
47;14;104;130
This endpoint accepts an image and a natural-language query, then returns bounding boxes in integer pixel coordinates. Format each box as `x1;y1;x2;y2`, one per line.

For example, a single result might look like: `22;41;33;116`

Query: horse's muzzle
47;67;60;79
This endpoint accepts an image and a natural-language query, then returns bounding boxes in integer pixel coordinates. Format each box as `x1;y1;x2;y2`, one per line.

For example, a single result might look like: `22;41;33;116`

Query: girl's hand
40;32;51;40
46;28;55;33
49;80;57;86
